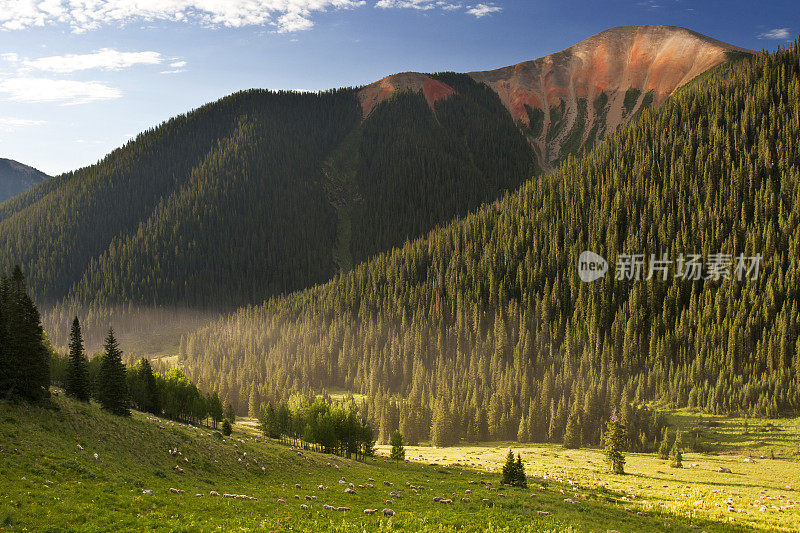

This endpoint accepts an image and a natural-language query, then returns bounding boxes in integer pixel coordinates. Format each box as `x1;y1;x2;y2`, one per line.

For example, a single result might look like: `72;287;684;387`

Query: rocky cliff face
359;25;752;171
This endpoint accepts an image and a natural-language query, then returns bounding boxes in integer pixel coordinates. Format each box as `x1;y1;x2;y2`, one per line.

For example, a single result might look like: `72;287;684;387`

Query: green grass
2;395;800;531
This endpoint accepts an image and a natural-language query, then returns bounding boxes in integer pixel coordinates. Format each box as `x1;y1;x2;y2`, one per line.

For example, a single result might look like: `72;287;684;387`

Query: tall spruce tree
0;267;50;402
97;328;129;416
390;430;405;464
207;391;223;429
603;411;627;475
127;357;159;414
563;410;582;449
658;428;670;460
65;317;90;402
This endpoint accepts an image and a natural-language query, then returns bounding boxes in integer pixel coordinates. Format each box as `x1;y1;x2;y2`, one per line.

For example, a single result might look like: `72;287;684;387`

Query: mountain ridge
358;25;752;170
0;158;49;203
0;26;754;354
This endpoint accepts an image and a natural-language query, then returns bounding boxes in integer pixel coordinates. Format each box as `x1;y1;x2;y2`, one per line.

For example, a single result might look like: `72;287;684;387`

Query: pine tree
670;429;683;468
96;328;129;416
0;267;50;402
65;317;90;402
602;411;627;474
136;357;160;414
431;399;454;447
501;449;527;487
514;453;527;488
248;389;258;418
390;430;405;464
259;403;278;438
225;404;236;424
564;413;581;449
208;391;224;429
221;419;232;436
671;447;683;468
501;449;516;485
658;427;670;460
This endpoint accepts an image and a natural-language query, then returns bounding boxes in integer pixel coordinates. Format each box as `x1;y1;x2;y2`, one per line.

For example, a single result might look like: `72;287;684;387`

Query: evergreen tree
207;391;224;429
225;403;236;423
563;410;582;449
671;447;683;468
501;449;527;487
0;267;50;402
127;357;160;414
658;428;670;460
390;430;405;463
259;403;279;438
514;453;527;488
671;429;683;468
96;328;129;416
65;317;90;402
221;419;232;436
501;449;516;485
603;412;627;475
430;399;455;447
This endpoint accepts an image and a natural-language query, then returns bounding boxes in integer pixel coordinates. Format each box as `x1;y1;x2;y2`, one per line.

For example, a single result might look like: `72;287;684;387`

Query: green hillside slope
180;45;800;445
0;394;712;532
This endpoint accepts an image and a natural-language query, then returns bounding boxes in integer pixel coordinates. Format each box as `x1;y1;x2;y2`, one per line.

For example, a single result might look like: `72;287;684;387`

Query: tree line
49;310;235;427
258;395;375;460
179;44;800;449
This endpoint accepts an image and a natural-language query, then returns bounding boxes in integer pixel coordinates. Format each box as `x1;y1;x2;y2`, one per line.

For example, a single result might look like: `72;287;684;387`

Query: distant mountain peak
358;72;455;117
357;25;752;172
470;25;753;170
0;158;48;203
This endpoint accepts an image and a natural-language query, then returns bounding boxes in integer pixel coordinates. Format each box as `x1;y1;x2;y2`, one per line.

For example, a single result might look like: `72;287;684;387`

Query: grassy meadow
2;394;799;532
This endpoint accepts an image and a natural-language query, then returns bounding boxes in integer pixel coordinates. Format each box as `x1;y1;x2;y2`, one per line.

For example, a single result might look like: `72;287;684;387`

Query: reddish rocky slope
358;25;752;171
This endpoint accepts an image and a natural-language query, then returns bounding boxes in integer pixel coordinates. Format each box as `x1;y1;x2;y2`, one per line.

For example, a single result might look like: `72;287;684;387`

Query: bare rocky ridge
358;25;753;171
358;72;455;117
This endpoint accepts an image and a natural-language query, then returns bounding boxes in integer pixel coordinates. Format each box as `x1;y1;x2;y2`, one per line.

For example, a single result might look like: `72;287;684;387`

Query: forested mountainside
0;77;534;315
0;158;48;203
180;45;799;448
0;26;746;319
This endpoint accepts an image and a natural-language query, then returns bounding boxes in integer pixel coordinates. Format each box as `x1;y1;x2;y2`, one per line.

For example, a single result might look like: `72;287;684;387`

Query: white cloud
21;49;164;73
376;0;437;9
376;0;463;10
0;0;367;33
758;28;791;40
0;78;121;105
0;117;46;132
466;3;501;17
160;59;187;74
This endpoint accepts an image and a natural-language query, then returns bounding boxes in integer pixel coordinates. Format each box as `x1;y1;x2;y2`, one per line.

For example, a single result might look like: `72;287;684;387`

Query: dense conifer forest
179;44;800;448
0;77;534;320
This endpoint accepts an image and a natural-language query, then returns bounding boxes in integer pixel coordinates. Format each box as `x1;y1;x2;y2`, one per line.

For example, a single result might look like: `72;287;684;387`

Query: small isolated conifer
97;328;129;416
390;430;405;463
65;317;90;402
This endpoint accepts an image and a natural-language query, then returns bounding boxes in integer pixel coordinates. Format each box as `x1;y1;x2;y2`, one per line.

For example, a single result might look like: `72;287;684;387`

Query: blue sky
0;0;797;175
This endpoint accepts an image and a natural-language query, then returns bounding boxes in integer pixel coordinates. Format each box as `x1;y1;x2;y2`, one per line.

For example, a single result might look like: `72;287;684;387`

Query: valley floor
2;395;799;532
